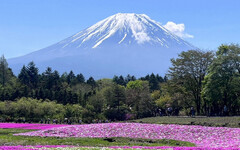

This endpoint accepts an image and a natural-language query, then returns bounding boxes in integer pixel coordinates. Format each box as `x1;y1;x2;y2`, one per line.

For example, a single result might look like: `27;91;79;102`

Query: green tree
103;84;127;121
113;75;126;86
67;70;76;85
126;80;153;118
65;104;83;120
88;91;105;114
0;55;9;87
202;44;240;115
42;67;54;89
18;65;29;85
125;74;136;83
87;76;96;89
27;61;39;88
52;70;61;90
19;62;39;89
149;73;160;91
76;73;85;83
168;50;214;115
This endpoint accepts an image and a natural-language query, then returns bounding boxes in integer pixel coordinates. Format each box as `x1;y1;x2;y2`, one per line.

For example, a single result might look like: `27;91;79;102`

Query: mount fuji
8;13;196;78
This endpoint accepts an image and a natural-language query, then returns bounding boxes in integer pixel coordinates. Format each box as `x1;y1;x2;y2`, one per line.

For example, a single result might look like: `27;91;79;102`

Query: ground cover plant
14;123;240;148
0;127;194;147
0;123;68;130
133;116;240;128
0;145;239;150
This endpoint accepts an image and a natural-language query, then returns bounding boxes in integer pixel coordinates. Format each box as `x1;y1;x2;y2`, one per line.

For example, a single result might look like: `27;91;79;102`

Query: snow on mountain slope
55;13;193;50
8;13;196;78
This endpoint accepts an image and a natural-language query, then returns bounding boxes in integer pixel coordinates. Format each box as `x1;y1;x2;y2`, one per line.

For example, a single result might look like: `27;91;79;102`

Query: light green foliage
155;94;172;109
126;80;144;90
0;98;82;121
65;104;83;120
151;90;161;101
126;80;154;118
97;78;114;90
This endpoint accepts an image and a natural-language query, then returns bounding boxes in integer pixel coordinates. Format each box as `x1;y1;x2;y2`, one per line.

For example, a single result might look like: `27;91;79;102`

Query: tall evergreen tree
52;70;60;90
67;70;76;85
76;73;85;83
42;67;53;89
87;77;96;89
149;73;159;91
26;61;39;88
0;55;9;87
118;75;126;86
18;65;29;85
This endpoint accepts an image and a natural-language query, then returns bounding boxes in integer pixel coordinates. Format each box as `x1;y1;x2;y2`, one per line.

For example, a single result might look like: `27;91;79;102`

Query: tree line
0;44;239;122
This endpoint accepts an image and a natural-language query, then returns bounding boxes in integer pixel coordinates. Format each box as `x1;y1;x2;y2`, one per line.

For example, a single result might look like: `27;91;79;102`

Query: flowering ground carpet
12;123;240;149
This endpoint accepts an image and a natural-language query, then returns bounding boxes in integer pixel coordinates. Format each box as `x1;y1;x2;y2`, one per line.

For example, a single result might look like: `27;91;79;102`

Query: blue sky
1;0;240;58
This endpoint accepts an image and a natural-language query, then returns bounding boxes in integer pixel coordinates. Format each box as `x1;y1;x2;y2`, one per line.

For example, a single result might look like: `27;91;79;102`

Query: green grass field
0;128;195;147
133;116;240;128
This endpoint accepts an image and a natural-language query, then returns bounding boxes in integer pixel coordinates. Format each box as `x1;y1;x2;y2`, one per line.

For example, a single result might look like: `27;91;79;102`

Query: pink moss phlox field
15;123;240;148
0;123;68;130
109;146;240;150
0;145;75;150
0;146;239;150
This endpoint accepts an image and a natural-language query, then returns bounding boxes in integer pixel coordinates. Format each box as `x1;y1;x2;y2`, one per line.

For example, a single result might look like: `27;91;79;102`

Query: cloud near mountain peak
163;21;194;39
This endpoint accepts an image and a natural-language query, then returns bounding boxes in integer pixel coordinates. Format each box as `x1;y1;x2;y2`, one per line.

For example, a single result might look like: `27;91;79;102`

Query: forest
0;44;239;123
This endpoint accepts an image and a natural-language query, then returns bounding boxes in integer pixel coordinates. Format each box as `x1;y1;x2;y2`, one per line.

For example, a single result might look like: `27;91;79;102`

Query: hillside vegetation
0;44;239;122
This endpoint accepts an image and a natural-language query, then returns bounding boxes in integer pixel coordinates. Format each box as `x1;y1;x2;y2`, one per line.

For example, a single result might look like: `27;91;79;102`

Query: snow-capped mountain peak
60;13;192;49
8;13;196;78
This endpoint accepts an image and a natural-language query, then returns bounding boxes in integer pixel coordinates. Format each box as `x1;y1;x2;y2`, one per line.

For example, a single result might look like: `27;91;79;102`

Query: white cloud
163;21;194;38
134;31;150;44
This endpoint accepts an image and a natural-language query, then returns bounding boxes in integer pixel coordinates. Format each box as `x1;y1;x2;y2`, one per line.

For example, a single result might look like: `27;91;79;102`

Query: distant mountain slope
8;13;196;78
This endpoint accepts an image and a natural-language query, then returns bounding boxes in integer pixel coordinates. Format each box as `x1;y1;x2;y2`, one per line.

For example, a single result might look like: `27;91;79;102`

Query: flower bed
0;123;68;130
0;145;239;150
15;123;240;148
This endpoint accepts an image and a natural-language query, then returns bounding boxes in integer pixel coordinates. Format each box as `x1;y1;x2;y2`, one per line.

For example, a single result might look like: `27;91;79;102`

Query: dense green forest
0;44;239;123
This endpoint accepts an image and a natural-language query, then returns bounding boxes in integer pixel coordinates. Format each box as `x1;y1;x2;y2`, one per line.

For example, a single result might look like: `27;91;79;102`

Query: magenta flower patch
14;123;240;148
0;123;68;130
0;145;239;150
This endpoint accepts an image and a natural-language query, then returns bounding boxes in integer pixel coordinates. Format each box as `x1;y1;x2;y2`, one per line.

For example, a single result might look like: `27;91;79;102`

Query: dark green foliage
87;76;96;89
0;44;239;122
202;44;240;116
26;61;39;88
113;75;125;86
0;55;16;101
126;80;154;118
168;50;214;115
18;65;29;85
67;70;76;85
76;73;85;83
0;55;9;87
149;73;160;91
140;73;164;91
104;84;128;121
113;75;136;86
18;62;39;89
